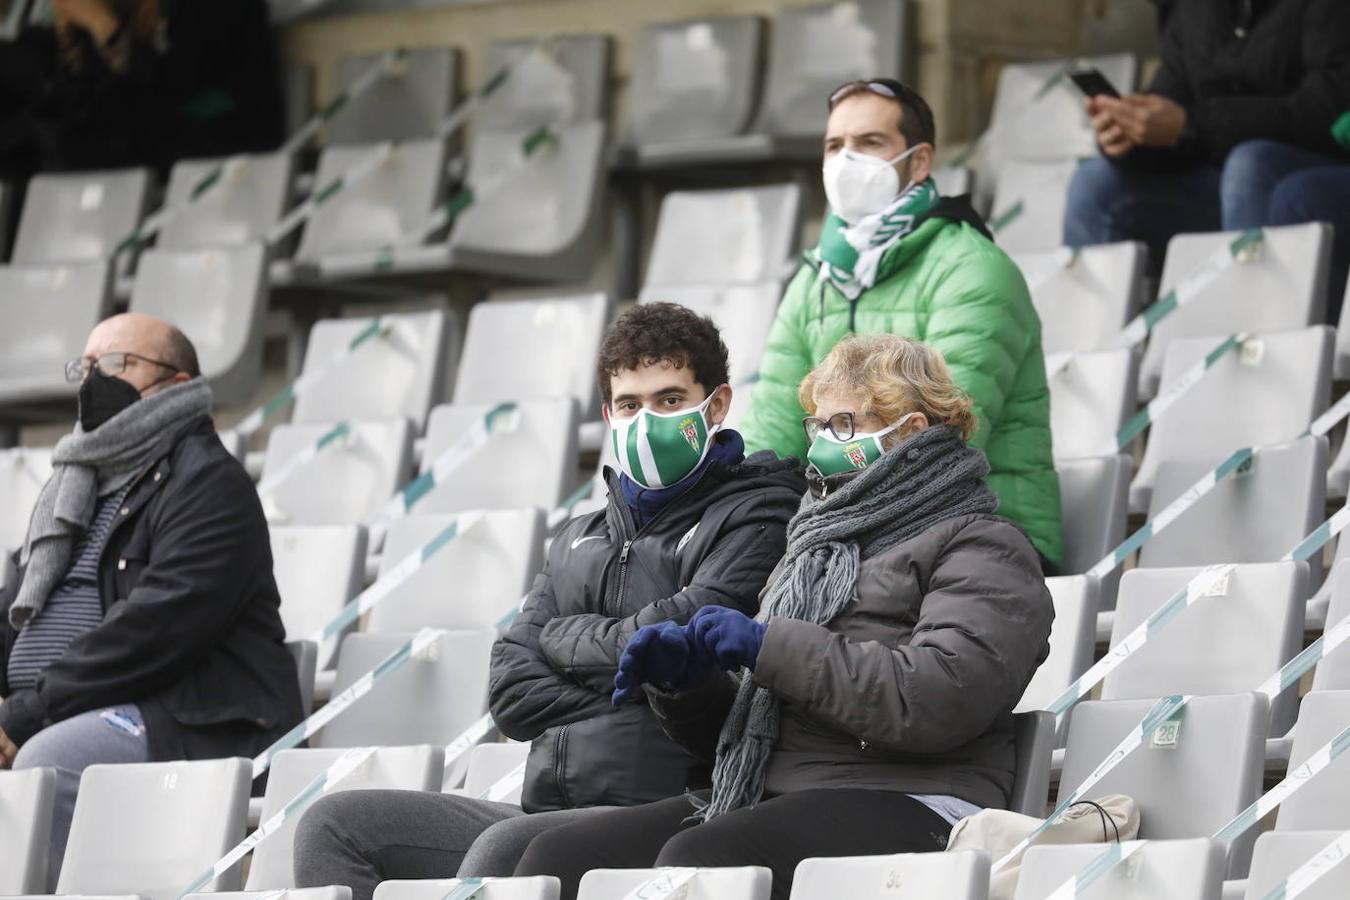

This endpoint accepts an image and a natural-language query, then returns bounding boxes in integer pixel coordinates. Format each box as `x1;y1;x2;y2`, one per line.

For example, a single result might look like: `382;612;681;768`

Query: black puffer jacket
1125;0;1350;168
489;436;803;812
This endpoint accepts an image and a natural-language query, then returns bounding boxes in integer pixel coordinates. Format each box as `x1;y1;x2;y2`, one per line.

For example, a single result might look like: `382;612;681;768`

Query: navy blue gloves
612;606;769;705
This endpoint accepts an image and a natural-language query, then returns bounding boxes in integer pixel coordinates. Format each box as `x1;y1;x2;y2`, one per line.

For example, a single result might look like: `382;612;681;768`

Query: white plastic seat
1048;349;1137;460
1058;694;1268;875
130;242;269;406
577;867;772;900
791;850;989;899
419;400;578;515
1333;275;1350;379
1312;563;1350;690
1057;454;1131;607
375;878;559;900
1012;242;1145;354
315;630;495;749
269;525;368;667
1329;431;1350;499
1013;838;1223;900
0;768;56;894
1103;563;1306;737
58;758;251;899
644;185;802;288
1245;831;1350;900
327;47;460;146
931;165;973;198
296;139;448;263
292;311;449;431
1138;437;1327;581
1141;224;1332;398
455;293;609;411
192;890;350;900
1131;327;1332;512
461;742;530;803
0;261;110;405
259;420;413;526
1017;575;1101;716
478;36;610;131
12;167;151;264
368;510;545;632
0;447;52;557
1012;711;1057;817
288;640;318;718
158;154;294;250
989;159;1080;254
245;746;444;890
1275;691;1350;831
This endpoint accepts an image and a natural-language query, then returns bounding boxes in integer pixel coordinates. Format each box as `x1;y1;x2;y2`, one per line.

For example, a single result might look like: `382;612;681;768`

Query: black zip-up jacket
0;418;303;761
1121;0;1350;169
489;439;804;812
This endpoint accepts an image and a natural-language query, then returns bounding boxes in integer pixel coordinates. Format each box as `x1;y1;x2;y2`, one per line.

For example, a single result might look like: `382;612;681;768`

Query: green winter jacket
741;206;1064;566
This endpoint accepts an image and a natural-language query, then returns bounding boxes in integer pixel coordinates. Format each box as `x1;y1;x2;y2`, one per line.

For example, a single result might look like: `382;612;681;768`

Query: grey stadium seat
454;293;609;412
578;867;772;900
12;167;151;264
1334;276;1350;379
477;35;611;131
0;447;52;558
791;850;989;900
1013;838;1223;900
989;158;1080;254
326;47;461;146
420;399;579;515
0;768;55;894
315;629;494;749
931;165;973;198
460;741;530;802
193;891;349;900
58;758;251;898
269;525;368;667
1048;349;1137;460
1275;691;1350;831
1057;454;1131;608
1131;327;1332;512
130;242;269;406
1138;437;1326;580
1017;575;1101;718
0;261;111;405
368;509;545;632
1245;831;1350;900
292;311;449;431
1011;242;1145;355
1011;711;1057;818
259;419;413;526
1058;693;1268;876
376;878;559;900
643;185;802;288
621;17;764;154
1312;562;1350;690
1141;223;1331;398
284;60;315;136
157;154;294;250
1103;563;1306;737
288;640;318;718
245;745;444;890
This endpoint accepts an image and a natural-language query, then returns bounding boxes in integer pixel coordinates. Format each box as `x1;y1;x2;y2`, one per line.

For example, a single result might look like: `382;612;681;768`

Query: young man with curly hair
293;303;804;900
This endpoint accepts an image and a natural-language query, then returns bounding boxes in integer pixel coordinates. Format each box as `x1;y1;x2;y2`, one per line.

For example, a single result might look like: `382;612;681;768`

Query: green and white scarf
817;179;941;300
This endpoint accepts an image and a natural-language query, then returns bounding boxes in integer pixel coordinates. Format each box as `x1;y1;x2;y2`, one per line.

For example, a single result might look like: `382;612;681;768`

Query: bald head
81;313;198;394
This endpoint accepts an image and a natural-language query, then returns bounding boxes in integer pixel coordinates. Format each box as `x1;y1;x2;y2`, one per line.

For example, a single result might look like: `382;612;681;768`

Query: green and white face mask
610;391;722;489
806;412;916;478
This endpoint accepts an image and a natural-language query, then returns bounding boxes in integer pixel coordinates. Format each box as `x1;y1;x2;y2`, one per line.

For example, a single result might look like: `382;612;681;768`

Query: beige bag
945;795;1140;900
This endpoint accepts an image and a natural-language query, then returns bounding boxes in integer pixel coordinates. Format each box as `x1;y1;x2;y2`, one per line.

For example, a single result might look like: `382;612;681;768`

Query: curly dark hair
596;302;730;406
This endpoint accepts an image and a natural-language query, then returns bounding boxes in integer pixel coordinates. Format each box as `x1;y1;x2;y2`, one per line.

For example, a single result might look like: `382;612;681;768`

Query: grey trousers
11;704;150;891
293;789;614;900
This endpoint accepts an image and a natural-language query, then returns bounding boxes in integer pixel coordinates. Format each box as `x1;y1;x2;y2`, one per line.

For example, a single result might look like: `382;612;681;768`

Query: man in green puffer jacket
741;78;1063;569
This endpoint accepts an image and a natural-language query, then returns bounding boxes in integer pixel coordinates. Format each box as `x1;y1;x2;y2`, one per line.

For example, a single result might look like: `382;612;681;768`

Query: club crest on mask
679;416;701;452
844;442;869;469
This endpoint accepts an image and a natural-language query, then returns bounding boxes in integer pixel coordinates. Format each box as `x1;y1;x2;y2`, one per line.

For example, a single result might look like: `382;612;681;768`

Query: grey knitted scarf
9;378;213;630
701;423;999;819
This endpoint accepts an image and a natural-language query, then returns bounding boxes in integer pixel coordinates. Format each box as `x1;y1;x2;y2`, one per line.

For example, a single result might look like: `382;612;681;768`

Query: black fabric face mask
78;368;143;431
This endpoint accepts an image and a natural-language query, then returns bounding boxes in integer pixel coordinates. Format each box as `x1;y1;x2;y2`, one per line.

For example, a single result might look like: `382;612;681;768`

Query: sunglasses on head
828;79;906;109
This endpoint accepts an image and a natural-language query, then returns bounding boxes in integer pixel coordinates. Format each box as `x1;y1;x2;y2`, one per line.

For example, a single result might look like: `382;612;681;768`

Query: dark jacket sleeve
0;455;270;747
487;566;613;742
643;671;740;765
750;518;1054;756
535;494;793;694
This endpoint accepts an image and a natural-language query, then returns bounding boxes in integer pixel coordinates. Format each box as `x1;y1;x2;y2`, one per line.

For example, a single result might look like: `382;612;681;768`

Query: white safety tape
1258;830;1350;900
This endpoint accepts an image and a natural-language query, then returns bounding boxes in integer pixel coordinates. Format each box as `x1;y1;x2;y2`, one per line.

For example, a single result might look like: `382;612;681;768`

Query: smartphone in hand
1069;68;1121;99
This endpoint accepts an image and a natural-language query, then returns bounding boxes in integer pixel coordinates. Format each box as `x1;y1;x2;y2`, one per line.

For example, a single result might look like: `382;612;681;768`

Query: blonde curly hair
798;334;977;442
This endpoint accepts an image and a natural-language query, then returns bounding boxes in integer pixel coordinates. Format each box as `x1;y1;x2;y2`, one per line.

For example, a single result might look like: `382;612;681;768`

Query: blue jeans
1064;139;1350;321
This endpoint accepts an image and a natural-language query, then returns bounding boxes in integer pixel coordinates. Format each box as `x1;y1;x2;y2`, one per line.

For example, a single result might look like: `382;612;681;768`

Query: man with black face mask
0;312;302;889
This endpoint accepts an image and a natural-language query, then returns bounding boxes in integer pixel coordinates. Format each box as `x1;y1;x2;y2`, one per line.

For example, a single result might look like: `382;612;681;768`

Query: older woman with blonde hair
512;333;1055;900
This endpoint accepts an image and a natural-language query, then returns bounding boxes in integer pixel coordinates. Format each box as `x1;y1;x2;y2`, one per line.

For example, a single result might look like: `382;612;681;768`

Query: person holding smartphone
1063;0;1350;322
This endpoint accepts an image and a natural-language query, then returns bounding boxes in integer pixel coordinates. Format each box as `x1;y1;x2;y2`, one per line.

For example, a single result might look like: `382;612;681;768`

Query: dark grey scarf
10;378;213;630
701;423;999;819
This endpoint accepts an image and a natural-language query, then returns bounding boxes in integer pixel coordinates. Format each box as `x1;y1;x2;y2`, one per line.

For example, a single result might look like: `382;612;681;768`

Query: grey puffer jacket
647;492;1054;810
489;441;804;812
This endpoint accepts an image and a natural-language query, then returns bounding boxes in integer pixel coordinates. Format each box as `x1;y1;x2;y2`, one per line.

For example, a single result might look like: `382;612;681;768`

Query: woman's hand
612;620;709;705
53;0;121;45
688;606;768;672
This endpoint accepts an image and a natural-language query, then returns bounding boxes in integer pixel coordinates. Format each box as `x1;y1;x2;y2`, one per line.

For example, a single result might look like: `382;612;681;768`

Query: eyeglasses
828;79;901;108
64;352;179;384
802;411;858;445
